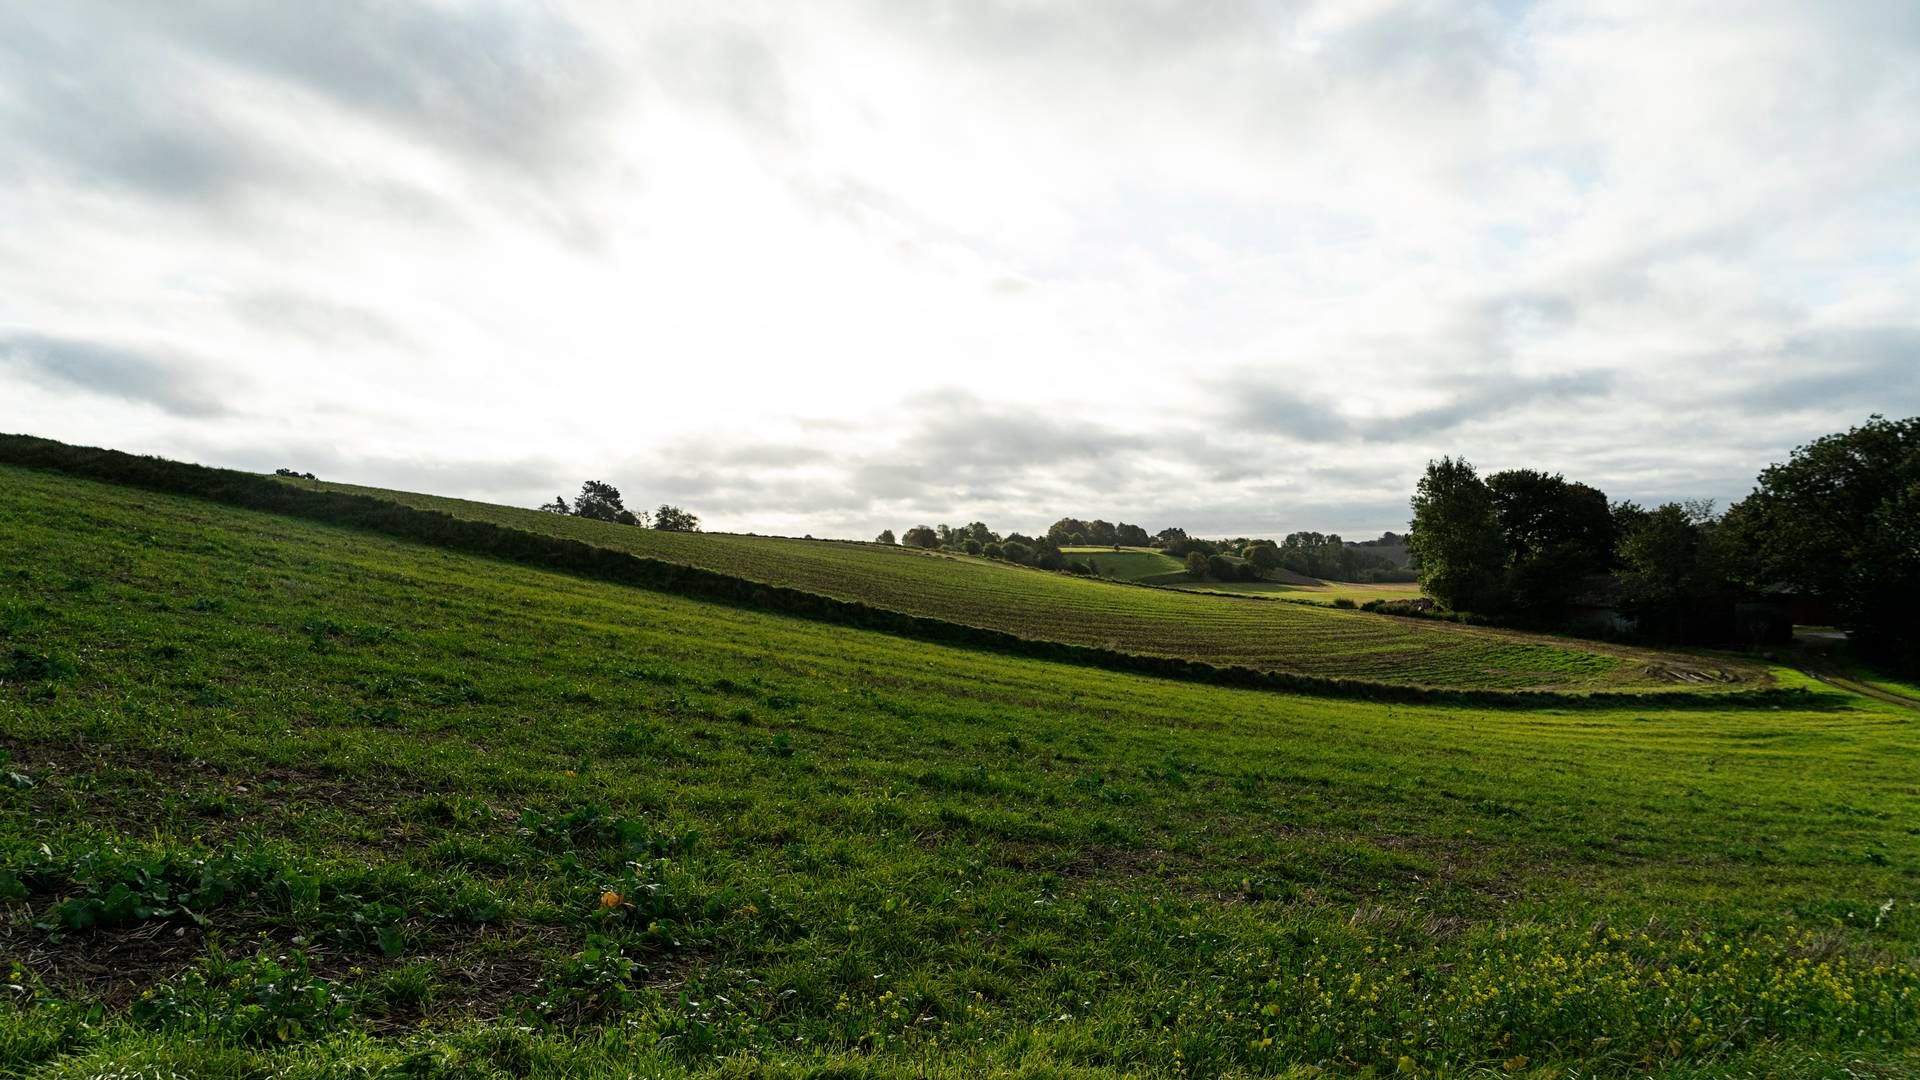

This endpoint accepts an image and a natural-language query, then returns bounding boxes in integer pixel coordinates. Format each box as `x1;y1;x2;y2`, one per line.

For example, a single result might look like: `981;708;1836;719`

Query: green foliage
536;936;641;1020
1408;456;1508;611
1486;469;1616;618
652;504;699;532
1728;415;1920;671
131;947;355;1045
571;481;631;523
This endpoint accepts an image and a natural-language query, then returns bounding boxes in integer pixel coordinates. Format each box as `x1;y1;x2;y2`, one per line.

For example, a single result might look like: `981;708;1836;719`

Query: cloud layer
2;1;1916;538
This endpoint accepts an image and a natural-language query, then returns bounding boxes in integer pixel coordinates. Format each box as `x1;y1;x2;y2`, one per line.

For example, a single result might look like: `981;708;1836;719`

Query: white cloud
1;0;1915;538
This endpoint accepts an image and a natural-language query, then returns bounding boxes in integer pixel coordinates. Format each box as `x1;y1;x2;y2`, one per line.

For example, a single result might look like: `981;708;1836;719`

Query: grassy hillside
1;464;1916;1078
1171;580;1425;606
1056;546;1188;582
298;478;1763;694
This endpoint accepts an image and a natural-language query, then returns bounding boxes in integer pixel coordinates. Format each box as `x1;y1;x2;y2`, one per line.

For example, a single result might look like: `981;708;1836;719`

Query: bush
1332;597;1357;609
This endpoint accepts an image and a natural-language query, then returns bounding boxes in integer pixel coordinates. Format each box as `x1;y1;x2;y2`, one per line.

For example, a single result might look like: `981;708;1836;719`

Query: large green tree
1726;415;1920;670
1407;457;1507;611
1485;469;1615;617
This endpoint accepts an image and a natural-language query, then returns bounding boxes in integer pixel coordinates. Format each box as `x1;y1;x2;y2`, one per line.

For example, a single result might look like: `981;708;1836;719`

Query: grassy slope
1170;580;1426;606
2;466;1917;1077
297;478;1763;694
1056;546;1188;582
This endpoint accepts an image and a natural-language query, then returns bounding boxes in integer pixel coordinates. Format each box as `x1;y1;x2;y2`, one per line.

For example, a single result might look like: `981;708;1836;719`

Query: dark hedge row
0;433;1818;712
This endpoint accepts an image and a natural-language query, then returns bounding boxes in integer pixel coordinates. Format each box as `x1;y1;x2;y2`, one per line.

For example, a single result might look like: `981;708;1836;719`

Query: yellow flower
600;890;623;908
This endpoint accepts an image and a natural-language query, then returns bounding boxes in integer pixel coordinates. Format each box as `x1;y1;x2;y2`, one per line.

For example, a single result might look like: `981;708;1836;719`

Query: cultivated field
299;478;1765;694
2;465;1916;1078
1168;580;1426;606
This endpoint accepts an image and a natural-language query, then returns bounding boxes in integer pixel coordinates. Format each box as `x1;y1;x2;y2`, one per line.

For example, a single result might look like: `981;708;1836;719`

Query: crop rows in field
311;479;1765;693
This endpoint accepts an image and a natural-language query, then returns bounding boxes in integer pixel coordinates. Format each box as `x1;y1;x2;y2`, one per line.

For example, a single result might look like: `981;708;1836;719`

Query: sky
2;1;1917;539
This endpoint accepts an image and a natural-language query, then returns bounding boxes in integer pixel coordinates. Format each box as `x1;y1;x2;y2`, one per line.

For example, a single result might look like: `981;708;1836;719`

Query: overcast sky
3;2;1916;538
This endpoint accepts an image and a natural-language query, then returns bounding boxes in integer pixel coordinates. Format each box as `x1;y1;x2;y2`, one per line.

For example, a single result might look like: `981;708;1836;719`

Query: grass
1;464;1917;1077
1169;580;1426;606
291;477;1765;694
1057;546;1189;582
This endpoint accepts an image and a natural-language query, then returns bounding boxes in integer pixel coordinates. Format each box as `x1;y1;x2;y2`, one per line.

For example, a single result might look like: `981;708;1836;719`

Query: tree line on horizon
538;480;699;532
873;517;1410;583
1407;414;1918;671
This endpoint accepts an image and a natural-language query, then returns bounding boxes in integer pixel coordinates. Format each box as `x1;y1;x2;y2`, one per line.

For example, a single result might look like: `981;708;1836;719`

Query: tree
999;541;1031;564
538;495;571;515
1245;544;1281;571
1726;415;1920;670
1407;457;1507;611
1185;551;1209;580
572;481;630;523
961;522;998;545
1115;522;1151;547
875;529;897;545
1047;518;1089;545
1483;469;1615;617
961;539;983;555
653;505;699;532
1616;502;1736;642
1487;470;1615;570
1205;554;1234;580
902;525;939;549
1085;520;1118;546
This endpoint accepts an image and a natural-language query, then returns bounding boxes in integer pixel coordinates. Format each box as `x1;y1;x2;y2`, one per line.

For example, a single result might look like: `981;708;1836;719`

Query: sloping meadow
1;463;1916;1076
302;472;1773;696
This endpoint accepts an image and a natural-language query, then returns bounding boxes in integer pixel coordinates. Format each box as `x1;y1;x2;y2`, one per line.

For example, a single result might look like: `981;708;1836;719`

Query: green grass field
2;464;1918;1078
1169;580;1427;606
1056;546;1189;583
293;478;1762;694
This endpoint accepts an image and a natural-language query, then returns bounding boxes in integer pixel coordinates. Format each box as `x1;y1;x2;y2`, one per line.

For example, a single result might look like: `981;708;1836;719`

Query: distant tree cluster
1043;517;1152;548
537;481;698;532
1405;415;1920;667
274;468;317;481
889;521;1076;570
875;514;1407;585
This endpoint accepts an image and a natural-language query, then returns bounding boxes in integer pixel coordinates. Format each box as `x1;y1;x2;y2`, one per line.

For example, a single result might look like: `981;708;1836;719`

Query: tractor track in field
1798;667;1920;711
